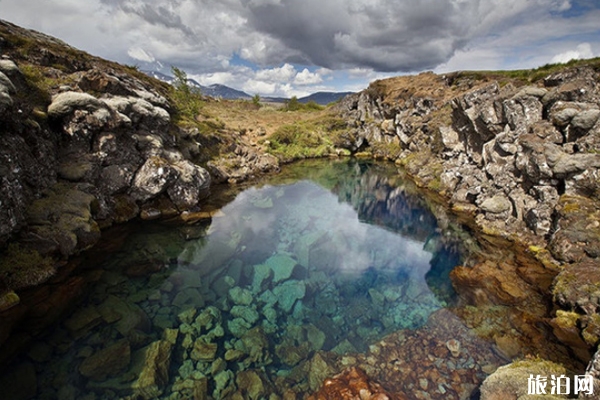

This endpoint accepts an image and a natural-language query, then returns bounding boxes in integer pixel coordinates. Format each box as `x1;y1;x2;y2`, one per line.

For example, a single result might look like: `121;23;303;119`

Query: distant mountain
142;70;353;104
142;70;251;100
298;91;354;105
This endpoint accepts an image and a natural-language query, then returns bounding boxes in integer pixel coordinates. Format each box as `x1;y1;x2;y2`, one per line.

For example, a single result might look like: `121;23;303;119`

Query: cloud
294;68;323;85
0;0;599;94
551;43;595;63
127;47;155;63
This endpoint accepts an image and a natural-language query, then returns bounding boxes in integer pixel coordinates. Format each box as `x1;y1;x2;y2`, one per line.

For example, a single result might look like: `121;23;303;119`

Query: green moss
370;141;403;160
267;123;333;162
554;310;579;329
583;314;600;346
0;243;55;291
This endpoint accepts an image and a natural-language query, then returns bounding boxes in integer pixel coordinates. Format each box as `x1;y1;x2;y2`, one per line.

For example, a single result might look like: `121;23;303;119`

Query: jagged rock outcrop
0;19;219;283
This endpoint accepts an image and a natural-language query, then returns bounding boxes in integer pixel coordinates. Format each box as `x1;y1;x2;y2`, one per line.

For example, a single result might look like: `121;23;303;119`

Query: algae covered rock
131;340;173;399
78;339;131;381
24;183;101;257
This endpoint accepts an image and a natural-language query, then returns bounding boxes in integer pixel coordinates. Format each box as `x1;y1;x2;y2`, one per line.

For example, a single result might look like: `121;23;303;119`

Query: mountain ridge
142;69;353;104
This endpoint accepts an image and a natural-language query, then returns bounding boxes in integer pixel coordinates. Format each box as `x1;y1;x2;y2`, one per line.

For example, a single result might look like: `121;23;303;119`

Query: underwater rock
97;295;151;336
241;327;271;366
131;340;173;399
294;230;329;268
265;253;299;283
63;306;102;337
173;288;204;309
236;370;266;400
250;195;273;209
307;352;339;392
228;317;252;338
230;305;260;325
308;366;401;400
229;286;254;306
213;369;234;399
190;340;218;361
177;308;198;325
445;339;461;358
252;263;274;292
194;306;221;333
273;280;306;313
331;339;358;355
78;339;131;381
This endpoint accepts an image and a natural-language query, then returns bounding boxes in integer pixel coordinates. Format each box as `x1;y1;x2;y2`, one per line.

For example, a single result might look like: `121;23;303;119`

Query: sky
1;0;599;97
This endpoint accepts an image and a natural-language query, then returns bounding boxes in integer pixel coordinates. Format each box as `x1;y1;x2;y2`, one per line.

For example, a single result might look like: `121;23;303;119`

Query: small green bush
268;123;331;161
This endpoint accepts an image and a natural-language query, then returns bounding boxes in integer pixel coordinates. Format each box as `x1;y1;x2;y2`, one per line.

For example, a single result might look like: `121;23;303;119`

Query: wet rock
131;340;173;399
308;367;401;400
236;370;266;400
213;369;234;399
24;184;101;257
480;359;569;400
265;253;299;283
97;295;151;336
307;352;340;392
273;280;306;312
0;290;20;312
190;340;218;361
241;327;271;365
0;71;15;115
78;339;131;381
64;306;102;337
230;305;260;325
229;286;254;306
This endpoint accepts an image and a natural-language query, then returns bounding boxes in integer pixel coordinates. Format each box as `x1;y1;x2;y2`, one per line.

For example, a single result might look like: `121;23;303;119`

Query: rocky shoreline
333;66;600;397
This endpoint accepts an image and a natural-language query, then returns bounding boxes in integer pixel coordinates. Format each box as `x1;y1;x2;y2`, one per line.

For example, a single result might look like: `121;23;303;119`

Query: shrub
268;123;331;161
170;66;204;125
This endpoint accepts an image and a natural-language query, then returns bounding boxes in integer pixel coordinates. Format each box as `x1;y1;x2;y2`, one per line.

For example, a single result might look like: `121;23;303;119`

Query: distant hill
143;70;353;104
298;91;354;105
142;70;251;100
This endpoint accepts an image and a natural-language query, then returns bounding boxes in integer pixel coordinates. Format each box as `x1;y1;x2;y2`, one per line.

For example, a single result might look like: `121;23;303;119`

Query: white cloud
127;47;155;62
242;80;277;95
551;43;595;64
294;68;323;85
255;63;297;82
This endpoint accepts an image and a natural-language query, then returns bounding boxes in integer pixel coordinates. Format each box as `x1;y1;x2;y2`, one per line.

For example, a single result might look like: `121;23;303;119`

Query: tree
252;94;261;107
285;96;300;111
172;66;189;92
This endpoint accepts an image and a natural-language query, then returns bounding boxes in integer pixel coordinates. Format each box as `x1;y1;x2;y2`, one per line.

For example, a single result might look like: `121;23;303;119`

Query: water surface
6;159;469;399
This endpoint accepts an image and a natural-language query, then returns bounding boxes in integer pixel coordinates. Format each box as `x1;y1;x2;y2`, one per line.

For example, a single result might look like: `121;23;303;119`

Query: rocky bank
335;64;600;397
0;19;278;293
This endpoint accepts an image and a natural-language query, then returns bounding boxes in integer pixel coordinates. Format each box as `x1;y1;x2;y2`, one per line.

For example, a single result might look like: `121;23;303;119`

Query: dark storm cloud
1;0;598;79
242;0;474;71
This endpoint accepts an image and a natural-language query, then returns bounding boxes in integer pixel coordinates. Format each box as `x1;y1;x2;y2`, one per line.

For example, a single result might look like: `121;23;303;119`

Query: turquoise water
5;159;465;399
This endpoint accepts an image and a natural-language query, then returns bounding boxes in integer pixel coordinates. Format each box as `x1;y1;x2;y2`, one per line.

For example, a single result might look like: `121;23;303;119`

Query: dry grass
200;99;333;148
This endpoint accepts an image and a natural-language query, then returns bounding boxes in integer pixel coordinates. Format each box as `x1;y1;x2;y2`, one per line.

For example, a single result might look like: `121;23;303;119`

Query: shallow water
4;159;473;399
